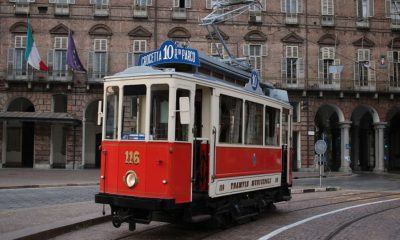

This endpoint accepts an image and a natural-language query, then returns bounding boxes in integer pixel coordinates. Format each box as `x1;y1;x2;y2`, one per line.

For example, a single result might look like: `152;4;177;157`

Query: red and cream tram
95;41;292;230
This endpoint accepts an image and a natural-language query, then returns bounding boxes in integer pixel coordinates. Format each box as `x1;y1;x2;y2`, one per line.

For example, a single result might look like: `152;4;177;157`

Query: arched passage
386;107;400;171
83;100;102;168
314;104;344;171
351;105;380;171
6;97;35;167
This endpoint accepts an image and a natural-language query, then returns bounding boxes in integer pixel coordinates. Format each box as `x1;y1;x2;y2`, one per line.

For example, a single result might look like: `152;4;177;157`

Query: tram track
109;192;400;240
324;205;400;240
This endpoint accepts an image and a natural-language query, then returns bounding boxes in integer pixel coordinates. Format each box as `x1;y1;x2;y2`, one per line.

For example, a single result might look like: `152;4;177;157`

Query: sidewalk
0;168;343;240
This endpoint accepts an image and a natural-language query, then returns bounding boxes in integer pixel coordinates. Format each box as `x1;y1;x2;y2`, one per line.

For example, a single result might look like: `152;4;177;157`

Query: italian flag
24;22;48;71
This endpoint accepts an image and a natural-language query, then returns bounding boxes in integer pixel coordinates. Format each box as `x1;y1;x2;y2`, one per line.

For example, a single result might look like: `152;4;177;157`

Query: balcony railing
15;2;30;15
94;4;109;17
48;70;73;82
133;5;148;18
55;4;70;16
321;15;335;27
318;78;341;90
356;18;370;29
172;7;187;20
87;71;107;82
285;13;298;25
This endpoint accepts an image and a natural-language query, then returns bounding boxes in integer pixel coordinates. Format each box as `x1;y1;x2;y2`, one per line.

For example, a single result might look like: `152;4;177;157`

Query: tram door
192;87;211;193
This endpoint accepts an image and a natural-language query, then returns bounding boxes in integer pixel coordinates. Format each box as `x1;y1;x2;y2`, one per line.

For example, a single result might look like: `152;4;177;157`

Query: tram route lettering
229;178;273;190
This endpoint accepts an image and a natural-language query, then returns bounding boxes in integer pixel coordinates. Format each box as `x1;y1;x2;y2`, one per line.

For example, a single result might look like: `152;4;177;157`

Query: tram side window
122;85;146;140
219;95;243;144
175;89;190;141
245;101;263;145
150;84;169;140
265;106;280;146
105;86;119;140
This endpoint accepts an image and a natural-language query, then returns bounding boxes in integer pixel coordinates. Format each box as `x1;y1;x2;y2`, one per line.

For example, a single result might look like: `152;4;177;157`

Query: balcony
318;78;340;90
281;78;304;89
54;4;70;16
15;3;30;15
285;13;298;25
356;18;370;29
354;79;376;91
7;67;36;82
133;5;148;18
87;71;107;83
321;15;335;27
172;7;187;20
94;4;109;17
47;70;73;82
390;15;400;31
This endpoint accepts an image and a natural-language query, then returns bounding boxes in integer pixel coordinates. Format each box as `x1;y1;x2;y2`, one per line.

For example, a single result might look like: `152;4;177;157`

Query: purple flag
67;31;86;72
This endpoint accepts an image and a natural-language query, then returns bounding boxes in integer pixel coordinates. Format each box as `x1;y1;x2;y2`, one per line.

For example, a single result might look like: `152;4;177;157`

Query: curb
2;215;110;240
0;183;99;190
291;187;341;194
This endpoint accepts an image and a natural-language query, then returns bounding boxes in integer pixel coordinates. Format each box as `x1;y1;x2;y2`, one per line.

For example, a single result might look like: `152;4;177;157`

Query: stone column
339;121;352;173
374;122;386;172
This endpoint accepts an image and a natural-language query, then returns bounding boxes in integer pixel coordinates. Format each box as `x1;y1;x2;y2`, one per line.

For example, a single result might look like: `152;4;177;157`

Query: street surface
48;174;400;240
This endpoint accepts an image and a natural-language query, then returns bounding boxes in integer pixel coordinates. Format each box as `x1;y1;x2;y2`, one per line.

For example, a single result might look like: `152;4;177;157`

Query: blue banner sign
138;40;200;67
244;70;263;95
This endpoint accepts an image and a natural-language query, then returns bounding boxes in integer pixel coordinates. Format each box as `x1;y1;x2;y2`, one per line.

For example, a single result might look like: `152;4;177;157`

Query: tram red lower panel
100;141;191;204
215;146;282;178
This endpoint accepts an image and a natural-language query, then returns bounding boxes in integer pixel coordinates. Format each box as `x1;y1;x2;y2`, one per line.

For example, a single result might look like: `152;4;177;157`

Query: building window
7;36;29;78
91;0;109;16
49;0;75;16
243;43;267;78
210;43;225;59
88;39;108;81
249;0;266;23
53;94;68;113
388;50;400;88
133;0;152;18
354;49;375;87
281;0;302;24
281;45;304;86
318;47;340;86
357;0;374;19
219;94;243;144
386;0;400;26
128;40;147;67
48;37;68;80
321;0;334;15
172;0;191;19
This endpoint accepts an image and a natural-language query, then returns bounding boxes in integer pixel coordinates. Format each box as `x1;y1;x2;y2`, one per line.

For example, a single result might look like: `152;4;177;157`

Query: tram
95;40;293;230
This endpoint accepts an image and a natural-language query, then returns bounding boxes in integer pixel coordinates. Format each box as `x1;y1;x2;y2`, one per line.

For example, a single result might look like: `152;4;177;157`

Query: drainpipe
154;0;158;49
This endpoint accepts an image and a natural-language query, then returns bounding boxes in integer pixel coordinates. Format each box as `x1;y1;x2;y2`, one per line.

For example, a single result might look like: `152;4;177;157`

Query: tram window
175;89;190;141
265;106;280;146
150;84;169;140
105;86;119;140
219;94;243;144
245;101;263;145
122;85;146;140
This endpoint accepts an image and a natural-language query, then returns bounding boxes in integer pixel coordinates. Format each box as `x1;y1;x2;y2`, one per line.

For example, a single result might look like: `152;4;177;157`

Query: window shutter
47;49;54;74
297;58;304;80
386;0;391;17
54;37;67;49
173;0;179;8
368;60;376;82
243;44;249;56
94;39;107;51
297;0;303;13
354;62;359;81
333;59;341;80
369;0;374;17
185;0;191;8
318;59;324;80
322;0;334;15
104;52;109;75
281;57;287;80
358;49;368;61
127;52;134;68
88;51;94;76
206;0;212;9
388;51;394;62
356;0;361;17
281;0;286;13
261;0;267;11
261;44;268;56
147;0;152;6
7;48;15;75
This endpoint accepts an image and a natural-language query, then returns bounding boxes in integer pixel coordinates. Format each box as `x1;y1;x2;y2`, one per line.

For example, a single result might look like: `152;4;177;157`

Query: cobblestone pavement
0;186;98;210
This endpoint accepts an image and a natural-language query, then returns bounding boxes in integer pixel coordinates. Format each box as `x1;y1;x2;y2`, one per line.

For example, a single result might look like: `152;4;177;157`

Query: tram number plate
125;151;140;165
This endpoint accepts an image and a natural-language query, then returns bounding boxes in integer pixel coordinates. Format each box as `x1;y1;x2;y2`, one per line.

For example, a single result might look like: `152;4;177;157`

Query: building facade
0;0;399;172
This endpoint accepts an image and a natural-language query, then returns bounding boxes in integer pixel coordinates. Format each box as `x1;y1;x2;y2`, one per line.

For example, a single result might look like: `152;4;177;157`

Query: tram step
233;212;258;221
190;214;212;223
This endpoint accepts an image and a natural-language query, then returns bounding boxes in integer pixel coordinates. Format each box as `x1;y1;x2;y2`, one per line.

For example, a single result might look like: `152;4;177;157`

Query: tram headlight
124;170;138;188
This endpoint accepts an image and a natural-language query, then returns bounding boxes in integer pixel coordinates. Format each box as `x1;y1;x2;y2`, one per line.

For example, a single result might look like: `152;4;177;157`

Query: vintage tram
95;41;292;230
